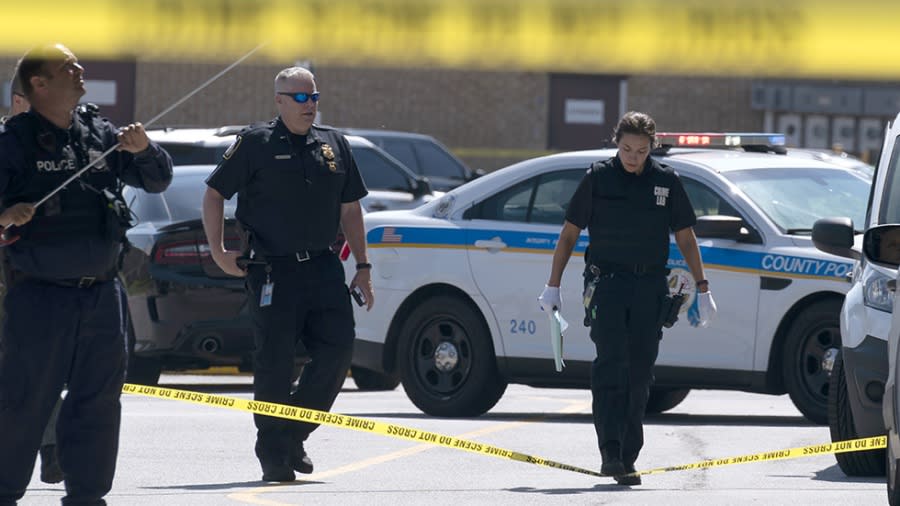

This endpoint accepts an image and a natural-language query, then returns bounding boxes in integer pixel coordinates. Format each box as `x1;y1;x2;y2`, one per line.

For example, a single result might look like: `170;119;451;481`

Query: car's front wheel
889;434;900;505
351;366;400;391
782;299;842;424
829;350;885;476
645;387;690;414
397;295;507;417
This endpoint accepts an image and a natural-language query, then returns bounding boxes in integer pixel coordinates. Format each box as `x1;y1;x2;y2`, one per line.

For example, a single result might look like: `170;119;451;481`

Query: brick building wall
628;75;764;132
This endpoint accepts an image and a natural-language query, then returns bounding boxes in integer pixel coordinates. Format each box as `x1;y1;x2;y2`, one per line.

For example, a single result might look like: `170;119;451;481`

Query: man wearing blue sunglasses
203;66;373;482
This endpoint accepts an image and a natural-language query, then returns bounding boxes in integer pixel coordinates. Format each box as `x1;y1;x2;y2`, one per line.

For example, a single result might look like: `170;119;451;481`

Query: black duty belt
15;272;114;288
256;249;333;263
591;262;667;276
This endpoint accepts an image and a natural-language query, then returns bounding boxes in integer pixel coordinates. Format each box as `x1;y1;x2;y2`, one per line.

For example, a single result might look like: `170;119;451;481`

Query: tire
782;299;842;424
125;319;162;385
889;435;900;506
126;356;162;385
397;295;507;417
351;366;400;391
829;350;885;475
645;388;690;414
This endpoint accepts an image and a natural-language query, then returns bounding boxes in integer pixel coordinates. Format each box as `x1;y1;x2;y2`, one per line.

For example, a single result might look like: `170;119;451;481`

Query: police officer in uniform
539;111;716;485
0;44;173;506
202;66;373;482
1;69;66;486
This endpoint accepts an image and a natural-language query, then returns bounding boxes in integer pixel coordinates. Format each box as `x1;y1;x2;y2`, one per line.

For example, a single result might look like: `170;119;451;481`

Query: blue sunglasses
277;91;320;104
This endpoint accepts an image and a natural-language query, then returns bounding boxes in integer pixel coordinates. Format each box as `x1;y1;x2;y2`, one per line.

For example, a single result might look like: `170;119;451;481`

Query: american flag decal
381;227;403;243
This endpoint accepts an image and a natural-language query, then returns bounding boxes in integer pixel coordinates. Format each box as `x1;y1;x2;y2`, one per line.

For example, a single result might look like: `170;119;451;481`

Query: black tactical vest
586;159;673;267
1;108;125;277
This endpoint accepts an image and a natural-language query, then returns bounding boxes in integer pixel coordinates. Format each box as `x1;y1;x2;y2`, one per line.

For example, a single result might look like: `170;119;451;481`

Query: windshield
724;168;869;234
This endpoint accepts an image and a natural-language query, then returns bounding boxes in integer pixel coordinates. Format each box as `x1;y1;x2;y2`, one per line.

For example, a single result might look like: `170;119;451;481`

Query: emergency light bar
657;132;786;149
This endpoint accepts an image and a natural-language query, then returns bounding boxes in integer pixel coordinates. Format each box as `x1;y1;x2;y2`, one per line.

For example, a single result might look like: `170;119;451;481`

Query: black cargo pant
588;269;668;467
0;278;127;506
247;252;355;465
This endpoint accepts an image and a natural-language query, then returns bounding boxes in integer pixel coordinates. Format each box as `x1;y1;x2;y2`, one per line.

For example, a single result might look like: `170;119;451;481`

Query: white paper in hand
549;310;568;372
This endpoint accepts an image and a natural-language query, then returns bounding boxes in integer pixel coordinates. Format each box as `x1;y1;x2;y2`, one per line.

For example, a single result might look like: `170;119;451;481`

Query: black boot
600;441;625;476
614;463;642;486
40;445;64;484
291;443;314;474
256;442;295;482
260;457;295;482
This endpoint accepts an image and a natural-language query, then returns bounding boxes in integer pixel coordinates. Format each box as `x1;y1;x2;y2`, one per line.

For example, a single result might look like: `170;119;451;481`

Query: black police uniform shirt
566;155;696;267
205;118;368;256
0;108;173;279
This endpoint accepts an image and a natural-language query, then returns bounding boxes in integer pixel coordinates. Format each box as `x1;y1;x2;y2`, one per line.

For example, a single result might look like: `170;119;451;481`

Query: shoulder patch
223;136;242;160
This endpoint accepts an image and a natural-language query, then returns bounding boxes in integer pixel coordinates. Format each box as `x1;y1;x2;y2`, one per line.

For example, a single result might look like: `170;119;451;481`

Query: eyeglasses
277;92;320;104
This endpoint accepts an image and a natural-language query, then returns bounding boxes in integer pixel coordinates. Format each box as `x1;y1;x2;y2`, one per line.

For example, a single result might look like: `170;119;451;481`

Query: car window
681;178;740;218
468;169;583;224
125;173;236;224
158;143;227;166
530;170;585;224
725;167;869;233
122;187;169;223
415;142;467;179
350;146;412;192
380;140;420;173
879;136;900;223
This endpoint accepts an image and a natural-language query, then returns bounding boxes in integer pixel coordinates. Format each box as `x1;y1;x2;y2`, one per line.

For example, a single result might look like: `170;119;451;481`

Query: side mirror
863;224;900;268
410;176;432;199
467;168;487;181
812;217;859;260
693;215;762;243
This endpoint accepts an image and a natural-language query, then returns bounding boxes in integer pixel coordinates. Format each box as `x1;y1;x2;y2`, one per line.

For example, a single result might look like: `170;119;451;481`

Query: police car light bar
657;133;786;148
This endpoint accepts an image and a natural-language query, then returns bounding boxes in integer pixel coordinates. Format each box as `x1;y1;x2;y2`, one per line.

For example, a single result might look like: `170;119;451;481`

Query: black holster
658;292;686;328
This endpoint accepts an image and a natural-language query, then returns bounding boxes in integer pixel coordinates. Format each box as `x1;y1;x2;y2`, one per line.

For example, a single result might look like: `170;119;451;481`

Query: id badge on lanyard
260;265;274;307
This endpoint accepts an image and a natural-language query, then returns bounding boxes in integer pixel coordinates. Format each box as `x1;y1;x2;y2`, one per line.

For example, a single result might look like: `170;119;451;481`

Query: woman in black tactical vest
539;111;717;486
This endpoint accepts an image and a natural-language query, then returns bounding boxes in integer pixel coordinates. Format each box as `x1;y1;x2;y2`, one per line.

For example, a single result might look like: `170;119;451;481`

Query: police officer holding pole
0;43;173;506
1;68;66;486
202;66;373;482
538;111;716;485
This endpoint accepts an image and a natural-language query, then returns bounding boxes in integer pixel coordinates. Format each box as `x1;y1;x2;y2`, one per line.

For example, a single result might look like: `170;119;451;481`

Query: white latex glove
538;285;562;312
697;290;716;327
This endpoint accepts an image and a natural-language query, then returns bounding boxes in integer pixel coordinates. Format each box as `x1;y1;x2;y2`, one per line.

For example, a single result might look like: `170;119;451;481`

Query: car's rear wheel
645;387;690;414
829;350;885;476
783;299;842;424
397;295;507;417
126;356;162;385
351;366;400;391
125;319;162;386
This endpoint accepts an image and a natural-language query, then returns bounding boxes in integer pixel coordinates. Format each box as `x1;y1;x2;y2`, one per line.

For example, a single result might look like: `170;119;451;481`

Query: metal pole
33;42;267;208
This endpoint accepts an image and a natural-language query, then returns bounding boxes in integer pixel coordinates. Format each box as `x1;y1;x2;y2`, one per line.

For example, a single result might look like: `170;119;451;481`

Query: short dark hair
613;111;657;147
15;44;66;98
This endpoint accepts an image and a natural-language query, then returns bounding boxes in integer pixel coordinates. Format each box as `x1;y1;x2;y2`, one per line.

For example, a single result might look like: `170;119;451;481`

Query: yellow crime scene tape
122;383;887;478
2;0;900;79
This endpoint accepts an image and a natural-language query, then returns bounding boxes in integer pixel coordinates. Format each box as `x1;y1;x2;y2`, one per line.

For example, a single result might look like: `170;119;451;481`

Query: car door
465;167;595;363
657;175;761;372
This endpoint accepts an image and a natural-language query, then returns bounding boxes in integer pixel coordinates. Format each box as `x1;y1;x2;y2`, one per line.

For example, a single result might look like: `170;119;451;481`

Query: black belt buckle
296;251;312;263
78;276;96;288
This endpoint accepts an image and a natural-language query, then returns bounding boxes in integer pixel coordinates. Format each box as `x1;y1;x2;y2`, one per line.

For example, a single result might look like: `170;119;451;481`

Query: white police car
350;133;869;423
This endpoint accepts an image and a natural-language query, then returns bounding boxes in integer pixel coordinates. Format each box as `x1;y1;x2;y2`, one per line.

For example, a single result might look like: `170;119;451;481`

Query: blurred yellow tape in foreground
123;383;887;478
3;0;900;79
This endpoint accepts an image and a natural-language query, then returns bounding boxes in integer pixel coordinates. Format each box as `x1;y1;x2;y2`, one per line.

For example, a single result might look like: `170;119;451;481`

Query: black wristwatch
696;279;709;288
356;262;372;270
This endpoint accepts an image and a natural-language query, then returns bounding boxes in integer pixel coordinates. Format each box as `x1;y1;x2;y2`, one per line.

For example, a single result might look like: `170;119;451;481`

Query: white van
812;112;900;478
